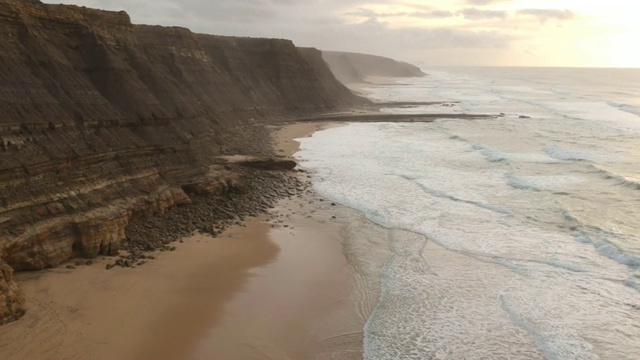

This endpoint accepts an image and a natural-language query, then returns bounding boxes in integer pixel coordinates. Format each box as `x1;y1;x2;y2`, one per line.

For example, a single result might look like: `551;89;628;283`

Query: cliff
0;0;365;323
297;47;360;102
321;50;425;84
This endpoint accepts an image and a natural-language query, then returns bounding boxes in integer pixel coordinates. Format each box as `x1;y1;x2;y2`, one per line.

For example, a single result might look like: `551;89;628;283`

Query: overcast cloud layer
41;0;640;67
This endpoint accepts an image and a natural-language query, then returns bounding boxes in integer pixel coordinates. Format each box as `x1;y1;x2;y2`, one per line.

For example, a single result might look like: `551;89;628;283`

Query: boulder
0;259;25;325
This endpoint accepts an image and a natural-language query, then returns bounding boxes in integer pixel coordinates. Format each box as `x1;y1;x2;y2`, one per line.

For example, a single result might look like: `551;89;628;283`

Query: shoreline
293;111;495;123
0;121;375;360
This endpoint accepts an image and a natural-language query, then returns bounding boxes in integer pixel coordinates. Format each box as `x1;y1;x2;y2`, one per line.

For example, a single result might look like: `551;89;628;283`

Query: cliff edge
0;0;365;323
321;50;425;84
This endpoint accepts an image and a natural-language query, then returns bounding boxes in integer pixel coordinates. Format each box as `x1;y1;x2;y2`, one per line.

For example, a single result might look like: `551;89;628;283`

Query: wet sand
189;121;368;359
189;197;364;360
0;222;279;360
0;122;371;360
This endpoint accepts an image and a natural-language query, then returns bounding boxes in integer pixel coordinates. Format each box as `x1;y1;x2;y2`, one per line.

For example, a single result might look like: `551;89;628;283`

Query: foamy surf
296;67;640;359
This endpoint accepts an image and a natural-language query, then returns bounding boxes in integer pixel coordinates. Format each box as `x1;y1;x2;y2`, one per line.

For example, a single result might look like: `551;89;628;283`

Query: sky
41;0;640;67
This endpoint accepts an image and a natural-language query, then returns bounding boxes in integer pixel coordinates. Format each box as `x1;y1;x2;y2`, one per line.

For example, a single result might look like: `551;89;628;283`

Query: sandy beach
0;122;376;360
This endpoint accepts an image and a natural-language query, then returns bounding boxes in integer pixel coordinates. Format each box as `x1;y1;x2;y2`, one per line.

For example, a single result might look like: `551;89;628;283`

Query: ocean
295;67;640;359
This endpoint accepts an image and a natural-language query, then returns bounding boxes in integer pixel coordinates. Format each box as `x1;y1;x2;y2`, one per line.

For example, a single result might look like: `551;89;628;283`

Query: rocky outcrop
0;0;365;322
0;259;25;325
321;50;425;84
3;187;191;271
215;155;298;171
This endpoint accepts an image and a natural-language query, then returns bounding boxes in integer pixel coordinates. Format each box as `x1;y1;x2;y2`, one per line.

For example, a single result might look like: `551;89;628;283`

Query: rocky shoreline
117;166;310;270
0;120;313;324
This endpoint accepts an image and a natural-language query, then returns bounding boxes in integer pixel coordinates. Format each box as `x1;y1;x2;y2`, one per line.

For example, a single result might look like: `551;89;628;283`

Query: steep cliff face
298;47;362;103
198;37;369;111
321;50;425;84
0;0;364;323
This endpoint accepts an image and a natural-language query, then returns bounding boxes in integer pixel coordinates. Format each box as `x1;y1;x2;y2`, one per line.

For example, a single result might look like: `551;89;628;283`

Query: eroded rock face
1;187;192;271
0;259;25;325
0;0;364;273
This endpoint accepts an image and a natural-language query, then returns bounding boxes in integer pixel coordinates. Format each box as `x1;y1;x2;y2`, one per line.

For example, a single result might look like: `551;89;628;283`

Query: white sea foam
595;241;640;267
608;101;640;117
506;174;540;191
591;164;640;190
545;146;591;161
472;143;508;163
296;68;640;359
544;101;640;131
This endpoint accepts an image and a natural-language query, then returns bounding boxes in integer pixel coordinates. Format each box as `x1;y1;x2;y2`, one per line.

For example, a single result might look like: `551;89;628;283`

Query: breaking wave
590;165;640;191
607;101;640;117
506;174;540;192
545;147;590;162
472;144;508;163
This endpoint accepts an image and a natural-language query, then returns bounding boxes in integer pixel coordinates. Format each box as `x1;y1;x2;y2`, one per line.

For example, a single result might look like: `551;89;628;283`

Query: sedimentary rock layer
0;0;365;323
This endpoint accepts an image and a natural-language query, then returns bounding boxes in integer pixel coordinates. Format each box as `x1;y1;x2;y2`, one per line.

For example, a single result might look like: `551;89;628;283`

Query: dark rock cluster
109;168;309;268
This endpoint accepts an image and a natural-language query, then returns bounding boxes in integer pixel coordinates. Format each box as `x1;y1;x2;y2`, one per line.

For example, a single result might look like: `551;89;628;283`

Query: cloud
40;0;516;65
466;0;496;5
459;8;507;20
345;8;455;19
315;17;513;51
517;9;575;22
464;0;513;7
430;10;456;18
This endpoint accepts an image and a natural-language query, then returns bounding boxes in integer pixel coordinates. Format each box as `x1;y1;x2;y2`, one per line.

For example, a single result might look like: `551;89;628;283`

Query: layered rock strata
0;0;365;323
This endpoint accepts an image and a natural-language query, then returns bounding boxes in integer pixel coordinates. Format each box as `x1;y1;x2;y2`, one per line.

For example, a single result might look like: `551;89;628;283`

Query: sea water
295;67;640;359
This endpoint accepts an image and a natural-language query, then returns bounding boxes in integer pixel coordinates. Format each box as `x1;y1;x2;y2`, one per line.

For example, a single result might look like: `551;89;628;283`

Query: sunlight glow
342;0;640;67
